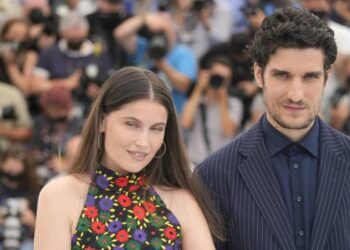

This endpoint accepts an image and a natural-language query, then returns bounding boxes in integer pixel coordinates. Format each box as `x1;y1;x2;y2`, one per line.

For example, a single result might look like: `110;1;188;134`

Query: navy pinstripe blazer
197;117;350;250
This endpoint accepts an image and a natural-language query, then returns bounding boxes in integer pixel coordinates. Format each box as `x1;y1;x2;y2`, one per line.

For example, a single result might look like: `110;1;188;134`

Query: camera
81;63;107;87
209;74;225;89
107;0;123;3
0;106;16;120
241;3;258;16
148;32;168;60
0;198;25;250
192;0;213;12
158;0;169;11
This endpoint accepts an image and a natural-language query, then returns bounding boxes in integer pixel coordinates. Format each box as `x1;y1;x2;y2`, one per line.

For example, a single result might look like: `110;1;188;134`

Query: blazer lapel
238;123;297;250
310;121;350;250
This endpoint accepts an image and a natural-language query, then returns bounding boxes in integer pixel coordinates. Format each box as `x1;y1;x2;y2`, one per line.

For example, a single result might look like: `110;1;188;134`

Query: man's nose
287;79;304;103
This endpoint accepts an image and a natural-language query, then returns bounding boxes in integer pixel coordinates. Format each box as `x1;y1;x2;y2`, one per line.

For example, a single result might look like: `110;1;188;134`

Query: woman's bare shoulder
153;186;200;220
39;174;90;205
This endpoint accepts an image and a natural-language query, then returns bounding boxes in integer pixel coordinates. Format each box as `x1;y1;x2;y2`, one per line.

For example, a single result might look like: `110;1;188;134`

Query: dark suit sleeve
196;161;229;250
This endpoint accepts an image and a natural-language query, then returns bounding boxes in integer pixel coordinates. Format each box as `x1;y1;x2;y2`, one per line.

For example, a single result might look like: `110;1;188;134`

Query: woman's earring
155;142;166;159
98;133;103;151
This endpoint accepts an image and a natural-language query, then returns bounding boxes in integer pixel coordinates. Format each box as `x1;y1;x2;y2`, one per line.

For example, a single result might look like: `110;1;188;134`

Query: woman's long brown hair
69;66;223;240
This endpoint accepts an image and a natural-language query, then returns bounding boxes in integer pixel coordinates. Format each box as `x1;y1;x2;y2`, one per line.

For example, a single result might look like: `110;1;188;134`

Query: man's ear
254;63;264;88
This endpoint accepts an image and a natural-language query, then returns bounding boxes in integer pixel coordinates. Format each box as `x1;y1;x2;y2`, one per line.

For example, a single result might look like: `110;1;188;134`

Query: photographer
0;145;40;250
0;18;38;95
330;88;350;134
114;12;197;115
27;85;82;184
87;0;131;67
200;31;259;127
31;11;113;115
0;82;32;154
167;0;233;59
181;56;243;165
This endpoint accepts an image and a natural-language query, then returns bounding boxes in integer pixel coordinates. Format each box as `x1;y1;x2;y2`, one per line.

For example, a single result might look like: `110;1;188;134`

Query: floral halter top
71;166;182;250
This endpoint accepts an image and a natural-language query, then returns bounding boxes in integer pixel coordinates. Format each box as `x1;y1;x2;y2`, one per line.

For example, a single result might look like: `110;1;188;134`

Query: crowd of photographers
1;0;350;249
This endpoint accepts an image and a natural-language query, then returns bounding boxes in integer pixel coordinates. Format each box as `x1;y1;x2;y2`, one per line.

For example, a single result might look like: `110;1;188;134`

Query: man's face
61;27;88;43
254;48;327;135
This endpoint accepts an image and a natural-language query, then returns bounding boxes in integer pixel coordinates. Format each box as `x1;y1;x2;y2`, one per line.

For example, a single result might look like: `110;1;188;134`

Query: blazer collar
238;117;349;250
238;119;297;250
310;119;349;250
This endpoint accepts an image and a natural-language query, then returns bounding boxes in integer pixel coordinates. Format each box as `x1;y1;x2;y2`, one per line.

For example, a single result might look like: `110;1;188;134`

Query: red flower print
118;194;131;207
133;205;145;220
164;227;177;240
143;201;156;213
129;185;140;192
138;176;145;186
85;247;95;250
85;207;98;219
116;229;129;243
91;221;106;234
115;176;128;187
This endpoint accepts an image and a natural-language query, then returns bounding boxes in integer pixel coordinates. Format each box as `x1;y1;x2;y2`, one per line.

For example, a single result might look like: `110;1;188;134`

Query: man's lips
283;105;305;112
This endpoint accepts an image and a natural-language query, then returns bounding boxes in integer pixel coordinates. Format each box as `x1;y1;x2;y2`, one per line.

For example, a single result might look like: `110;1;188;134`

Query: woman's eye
152;127;164;132
126;122;138;128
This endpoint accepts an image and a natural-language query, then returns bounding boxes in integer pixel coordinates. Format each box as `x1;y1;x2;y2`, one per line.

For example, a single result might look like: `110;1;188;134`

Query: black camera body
0;106;16;120
241;3;258;16
148;32;168;60
0;198;24;250
158;0;169;11
209;74;225;89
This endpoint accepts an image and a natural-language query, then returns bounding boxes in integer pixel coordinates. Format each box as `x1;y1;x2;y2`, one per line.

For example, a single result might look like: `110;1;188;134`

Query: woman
0;145;40;250
34;67;222;249
0;18;38;95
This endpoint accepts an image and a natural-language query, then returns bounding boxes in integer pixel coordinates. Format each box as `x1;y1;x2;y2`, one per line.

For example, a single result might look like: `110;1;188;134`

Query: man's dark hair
249;7;337;71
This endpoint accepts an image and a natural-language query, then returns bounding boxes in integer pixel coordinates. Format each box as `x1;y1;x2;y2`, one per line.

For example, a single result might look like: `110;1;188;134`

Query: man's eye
274;72;288;78
305;74;319;80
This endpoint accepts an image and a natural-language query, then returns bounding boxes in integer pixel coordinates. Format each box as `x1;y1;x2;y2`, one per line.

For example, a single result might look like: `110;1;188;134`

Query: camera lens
209;74;225;89
0;106;16;120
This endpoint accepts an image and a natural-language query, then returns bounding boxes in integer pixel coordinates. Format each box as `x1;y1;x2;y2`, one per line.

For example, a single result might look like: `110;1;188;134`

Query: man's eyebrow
303;71;323;77
269;68;290;74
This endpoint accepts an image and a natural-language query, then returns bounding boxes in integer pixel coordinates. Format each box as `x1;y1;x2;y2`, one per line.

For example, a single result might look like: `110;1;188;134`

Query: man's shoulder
319;119;350;151
198;126;258;169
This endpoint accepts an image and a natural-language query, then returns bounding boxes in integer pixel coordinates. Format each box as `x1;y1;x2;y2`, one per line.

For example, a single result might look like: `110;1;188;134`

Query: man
197;7;350;250
181;56;243;165
87;0;130;67
31;11;113;114
114;12;197;115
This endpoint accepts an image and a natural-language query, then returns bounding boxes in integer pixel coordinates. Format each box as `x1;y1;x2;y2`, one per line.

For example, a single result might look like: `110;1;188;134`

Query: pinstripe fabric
197;118;350;250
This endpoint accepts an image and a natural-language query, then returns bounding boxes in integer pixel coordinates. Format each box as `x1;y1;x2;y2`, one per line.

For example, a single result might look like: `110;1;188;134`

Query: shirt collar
262;115;319;158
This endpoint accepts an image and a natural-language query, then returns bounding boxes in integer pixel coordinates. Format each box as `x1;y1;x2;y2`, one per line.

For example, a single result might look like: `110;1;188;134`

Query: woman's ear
254;63;264;88
99;116;106;133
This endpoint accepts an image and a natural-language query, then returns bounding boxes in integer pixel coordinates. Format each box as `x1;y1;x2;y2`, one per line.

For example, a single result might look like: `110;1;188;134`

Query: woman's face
1;157;25;176
4;22;28;43
100;99;168;174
